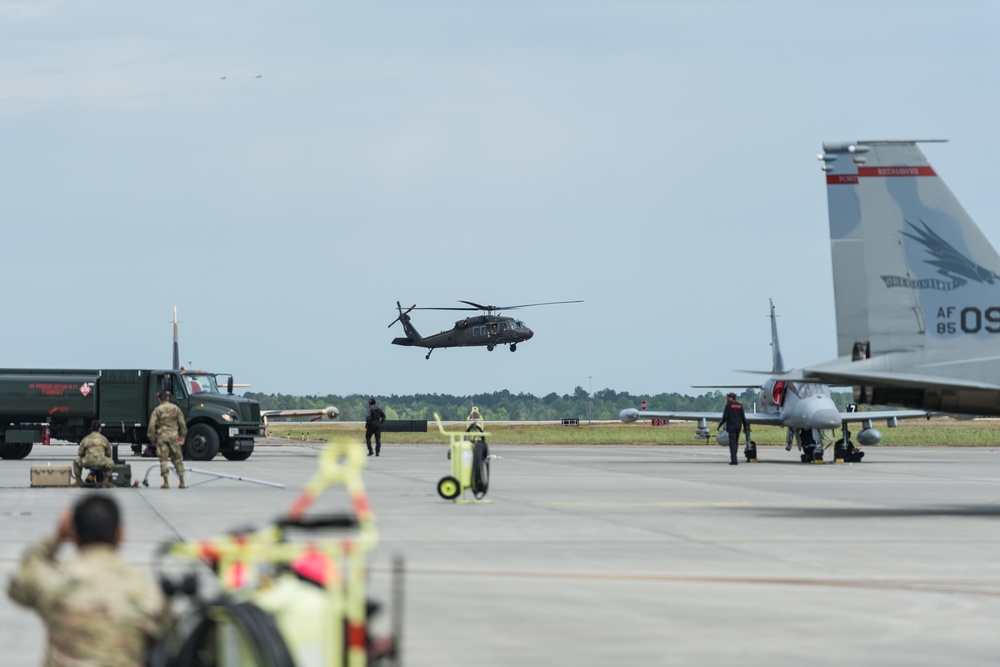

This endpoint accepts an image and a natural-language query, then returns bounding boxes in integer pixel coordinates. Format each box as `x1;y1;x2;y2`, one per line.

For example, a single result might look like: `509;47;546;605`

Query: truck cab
145;370;261;461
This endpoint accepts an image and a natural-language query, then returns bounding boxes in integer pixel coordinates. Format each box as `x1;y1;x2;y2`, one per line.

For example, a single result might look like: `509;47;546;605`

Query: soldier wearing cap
718;392;748;465
148;390;187;489
7;494;169;666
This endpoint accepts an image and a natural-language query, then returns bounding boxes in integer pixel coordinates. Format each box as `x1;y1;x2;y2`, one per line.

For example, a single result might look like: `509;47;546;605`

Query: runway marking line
399;568;1000;597
527;501;751;507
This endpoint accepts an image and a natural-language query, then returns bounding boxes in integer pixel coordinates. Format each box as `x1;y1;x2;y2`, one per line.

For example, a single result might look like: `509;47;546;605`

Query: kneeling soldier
73;421;115;488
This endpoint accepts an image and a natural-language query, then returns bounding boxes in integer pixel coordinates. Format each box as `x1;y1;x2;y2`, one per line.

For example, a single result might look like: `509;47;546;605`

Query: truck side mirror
227;377;234;395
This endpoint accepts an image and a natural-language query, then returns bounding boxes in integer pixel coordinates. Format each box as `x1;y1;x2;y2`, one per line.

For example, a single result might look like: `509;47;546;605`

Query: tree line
243;387;856;422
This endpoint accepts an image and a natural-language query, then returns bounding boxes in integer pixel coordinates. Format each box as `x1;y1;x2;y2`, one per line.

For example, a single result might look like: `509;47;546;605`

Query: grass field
264;417;1000;447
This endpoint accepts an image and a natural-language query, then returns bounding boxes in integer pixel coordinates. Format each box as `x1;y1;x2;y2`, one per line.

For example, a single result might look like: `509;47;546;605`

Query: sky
3;1;1000;399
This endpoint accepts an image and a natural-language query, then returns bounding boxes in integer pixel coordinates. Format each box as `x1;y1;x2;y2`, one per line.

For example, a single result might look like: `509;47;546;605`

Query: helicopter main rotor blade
410;299;584;313
466;299;584;311
411;306;481;311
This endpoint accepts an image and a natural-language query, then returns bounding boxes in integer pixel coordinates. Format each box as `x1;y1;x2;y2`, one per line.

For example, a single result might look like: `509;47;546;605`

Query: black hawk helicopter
389;299;583;359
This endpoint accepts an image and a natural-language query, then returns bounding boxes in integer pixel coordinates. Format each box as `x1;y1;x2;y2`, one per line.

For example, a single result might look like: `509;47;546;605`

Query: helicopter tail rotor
389;301;423;345
388;301;416;328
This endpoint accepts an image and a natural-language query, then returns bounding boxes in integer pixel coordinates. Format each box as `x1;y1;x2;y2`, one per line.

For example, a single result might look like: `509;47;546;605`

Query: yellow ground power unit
434;412;491;503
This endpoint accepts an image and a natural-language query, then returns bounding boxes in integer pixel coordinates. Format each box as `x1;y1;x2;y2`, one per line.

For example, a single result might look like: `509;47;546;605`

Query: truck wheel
437;476;461;500
222;450;252;461
184;424;220;461
0;443;33;460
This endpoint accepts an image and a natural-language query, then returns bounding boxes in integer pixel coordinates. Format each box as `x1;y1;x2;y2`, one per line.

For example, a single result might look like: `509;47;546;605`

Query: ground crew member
718;392;747;465
72;420;114;488
7;494;169;667
148;390;187;489
365;398;386;456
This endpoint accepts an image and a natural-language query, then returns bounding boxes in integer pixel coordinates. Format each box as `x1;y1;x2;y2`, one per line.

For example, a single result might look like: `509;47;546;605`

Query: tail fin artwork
388;302;422;346
802;140;1000;413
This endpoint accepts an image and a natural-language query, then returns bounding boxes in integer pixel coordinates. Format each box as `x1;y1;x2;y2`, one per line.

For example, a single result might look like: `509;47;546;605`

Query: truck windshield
184;373;220;395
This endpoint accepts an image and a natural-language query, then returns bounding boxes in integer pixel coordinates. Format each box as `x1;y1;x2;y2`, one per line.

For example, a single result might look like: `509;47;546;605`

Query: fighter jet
619;300;929;462
784;140;1000;416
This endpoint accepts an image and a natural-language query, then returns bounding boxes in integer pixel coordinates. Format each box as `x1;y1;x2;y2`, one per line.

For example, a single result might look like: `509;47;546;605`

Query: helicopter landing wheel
487;344;495;352
510;344;517;352
425;352;431;360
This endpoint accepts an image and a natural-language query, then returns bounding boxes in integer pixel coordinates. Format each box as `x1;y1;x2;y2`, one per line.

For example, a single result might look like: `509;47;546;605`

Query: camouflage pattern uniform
147;401;187;486
73;431;115;488
7;535;168;667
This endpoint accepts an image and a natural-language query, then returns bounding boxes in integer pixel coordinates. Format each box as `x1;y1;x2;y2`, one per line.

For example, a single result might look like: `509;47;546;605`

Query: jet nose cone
812;408;842;429
619;408;640;423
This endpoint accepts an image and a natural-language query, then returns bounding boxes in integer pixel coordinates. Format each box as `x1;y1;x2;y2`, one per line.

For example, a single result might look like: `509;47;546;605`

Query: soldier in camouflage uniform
7;494;169;667
147;390;187;489
72;420;115;488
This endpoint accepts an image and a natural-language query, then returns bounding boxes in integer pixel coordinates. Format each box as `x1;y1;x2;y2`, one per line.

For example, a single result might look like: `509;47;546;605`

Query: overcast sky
3;2;999;399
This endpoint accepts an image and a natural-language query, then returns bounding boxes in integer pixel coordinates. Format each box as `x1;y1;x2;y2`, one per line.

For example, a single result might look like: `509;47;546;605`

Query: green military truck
0;368;262;462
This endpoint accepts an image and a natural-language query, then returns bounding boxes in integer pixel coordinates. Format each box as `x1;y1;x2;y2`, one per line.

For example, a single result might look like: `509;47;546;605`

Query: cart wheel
472;441;490;498
437;476;461;500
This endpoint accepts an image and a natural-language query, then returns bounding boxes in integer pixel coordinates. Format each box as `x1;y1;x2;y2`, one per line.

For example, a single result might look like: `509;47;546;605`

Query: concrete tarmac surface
2;441;1000;666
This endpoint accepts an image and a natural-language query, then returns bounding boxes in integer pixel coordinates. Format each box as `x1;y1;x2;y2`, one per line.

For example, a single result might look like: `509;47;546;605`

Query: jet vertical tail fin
769;298;785;373
172;306;180;370
819;140;1000;401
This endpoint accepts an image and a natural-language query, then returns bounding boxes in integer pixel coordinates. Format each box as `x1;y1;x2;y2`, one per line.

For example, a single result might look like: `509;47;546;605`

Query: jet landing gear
833;424;853;463
795;428;825;464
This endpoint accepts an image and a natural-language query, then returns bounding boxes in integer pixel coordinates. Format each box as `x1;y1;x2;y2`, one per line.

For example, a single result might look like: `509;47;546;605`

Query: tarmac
2;439;1000;666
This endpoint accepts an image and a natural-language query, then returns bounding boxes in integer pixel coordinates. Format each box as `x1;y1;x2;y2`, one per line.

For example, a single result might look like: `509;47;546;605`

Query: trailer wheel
222;450;252;461
0;443;33;460
184;424;220;461
437;476;461;500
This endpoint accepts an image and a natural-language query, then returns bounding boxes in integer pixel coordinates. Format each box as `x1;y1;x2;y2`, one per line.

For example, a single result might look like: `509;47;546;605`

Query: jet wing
784;363;1000;392
262;407;340;421
619;408;784;426
838;409;930;423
